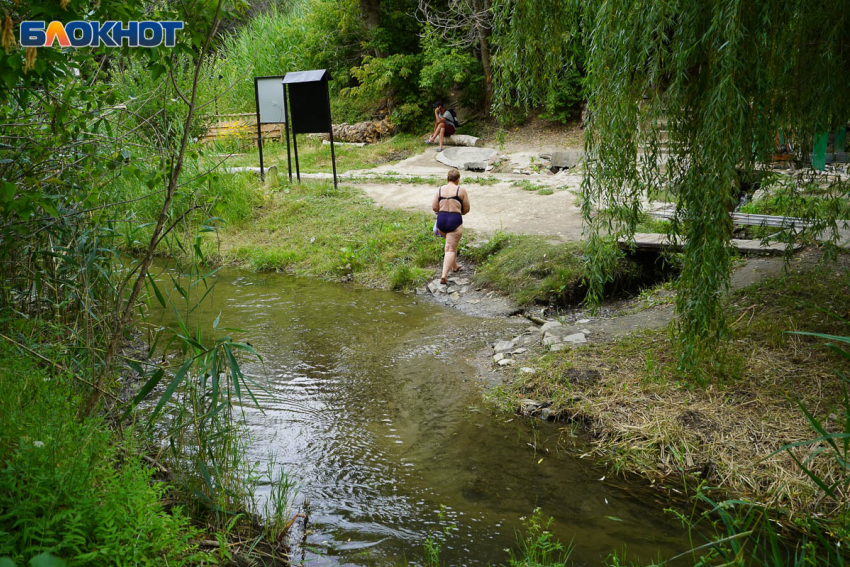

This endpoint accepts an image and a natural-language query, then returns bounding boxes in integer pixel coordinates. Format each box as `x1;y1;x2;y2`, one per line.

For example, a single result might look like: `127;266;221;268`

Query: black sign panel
288;81;331;135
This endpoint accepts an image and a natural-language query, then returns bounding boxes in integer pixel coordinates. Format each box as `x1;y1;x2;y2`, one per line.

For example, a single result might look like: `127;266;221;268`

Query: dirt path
305;148;587;241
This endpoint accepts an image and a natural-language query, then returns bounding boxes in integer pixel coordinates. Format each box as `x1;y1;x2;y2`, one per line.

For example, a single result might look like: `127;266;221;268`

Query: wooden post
327;86;337;189
283;84;292;182
253;77;265;182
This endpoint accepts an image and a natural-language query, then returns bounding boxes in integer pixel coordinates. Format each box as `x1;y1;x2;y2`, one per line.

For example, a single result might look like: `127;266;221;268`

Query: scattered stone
493;340;514;354
540;408;554;420
416;287;428;295
511;347;528;355
579;328;591;335
513;335;538;347
493;353;506;363
519;398;550;414
520;367;536;374
542;336;562;347
460;286;469;294
550;150;583;169
550;343;566;352
540;321;563;332
427;279;447;294
544;326;575;339
562;332;587;344
449;292;461;301
577;318;591;324
498;358;515;367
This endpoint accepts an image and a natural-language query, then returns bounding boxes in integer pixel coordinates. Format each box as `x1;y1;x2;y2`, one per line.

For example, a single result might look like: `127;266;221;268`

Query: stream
150;263;690;567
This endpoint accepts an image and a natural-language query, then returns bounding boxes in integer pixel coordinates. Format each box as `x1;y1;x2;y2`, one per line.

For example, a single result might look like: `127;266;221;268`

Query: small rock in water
493;340;514;353
540;321;562;332
562;332;587;344
493;353;506;363
520;367;536;374
498;358;515;367
416;287;428;295
540;408;554;420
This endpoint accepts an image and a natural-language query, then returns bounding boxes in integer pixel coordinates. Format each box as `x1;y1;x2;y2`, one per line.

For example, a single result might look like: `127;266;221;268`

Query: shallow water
150;264;688;566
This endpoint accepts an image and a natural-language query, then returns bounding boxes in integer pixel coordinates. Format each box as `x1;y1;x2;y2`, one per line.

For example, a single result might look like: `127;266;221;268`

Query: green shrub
0;343;209;566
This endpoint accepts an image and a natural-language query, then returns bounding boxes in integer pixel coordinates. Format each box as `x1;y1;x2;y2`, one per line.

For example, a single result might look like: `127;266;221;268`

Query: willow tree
578;0;850;372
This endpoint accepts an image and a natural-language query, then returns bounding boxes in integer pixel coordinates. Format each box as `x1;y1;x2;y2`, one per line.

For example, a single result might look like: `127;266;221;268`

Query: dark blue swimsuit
436;186;463;233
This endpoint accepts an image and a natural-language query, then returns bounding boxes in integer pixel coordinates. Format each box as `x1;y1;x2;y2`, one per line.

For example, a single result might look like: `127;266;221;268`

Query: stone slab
436;147;499;170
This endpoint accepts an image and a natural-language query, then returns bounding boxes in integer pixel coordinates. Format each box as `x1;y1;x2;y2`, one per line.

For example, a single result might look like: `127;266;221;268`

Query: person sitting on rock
426;102;457;152
431;168;470;284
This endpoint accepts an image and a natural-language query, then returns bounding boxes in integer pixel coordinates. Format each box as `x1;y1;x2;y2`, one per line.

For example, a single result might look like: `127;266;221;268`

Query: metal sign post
282;69;337;189
253;75;287;182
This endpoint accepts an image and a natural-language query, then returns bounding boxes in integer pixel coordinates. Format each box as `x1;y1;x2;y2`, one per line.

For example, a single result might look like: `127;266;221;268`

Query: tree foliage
580;0;850;373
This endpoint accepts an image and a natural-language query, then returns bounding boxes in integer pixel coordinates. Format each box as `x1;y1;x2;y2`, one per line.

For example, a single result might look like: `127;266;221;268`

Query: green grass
465;233;654;305
0;339;210;566
213;133;426;174
210;180;444;288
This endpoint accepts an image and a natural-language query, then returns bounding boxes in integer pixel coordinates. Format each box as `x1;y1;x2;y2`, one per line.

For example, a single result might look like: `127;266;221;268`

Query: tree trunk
360;0;382;57
474;0;493;115
479;33;493;115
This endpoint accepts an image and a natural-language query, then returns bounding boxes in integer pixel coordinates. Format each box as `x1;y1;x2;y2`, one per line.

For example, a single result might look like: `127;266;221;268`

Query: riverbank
0;338;213;565
491;249;850;520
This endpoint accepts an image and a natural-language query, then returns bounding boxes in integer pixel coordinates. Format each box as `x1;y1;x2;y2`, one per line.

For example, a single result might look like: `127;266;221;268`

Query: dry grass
508;257;850;518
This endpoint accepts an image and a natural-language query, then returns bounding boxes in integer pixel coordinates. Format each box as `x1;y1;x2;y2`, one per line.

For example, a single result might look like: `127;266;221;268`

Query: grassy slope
208;179;445;289
496;257;850;516
0;339;211;565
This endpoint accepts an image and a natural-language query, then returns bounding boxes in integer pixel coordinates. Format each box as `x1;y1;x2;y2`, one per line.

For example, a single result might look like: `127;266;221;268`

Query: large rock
562;332;587;344
551;150;583;169
436;147;499;170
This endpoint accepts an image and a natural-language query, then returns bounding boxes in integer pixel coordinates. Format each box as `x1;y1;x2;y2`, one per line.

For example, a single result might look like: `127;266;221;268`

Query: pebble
511;347;528;355
493;353;506;363
493;340;514;353
542;336;561;346
562;332;587;344
520;367;536;374
577;318;591;324
540;321;562;332
550;343;566;352
498;358;515;367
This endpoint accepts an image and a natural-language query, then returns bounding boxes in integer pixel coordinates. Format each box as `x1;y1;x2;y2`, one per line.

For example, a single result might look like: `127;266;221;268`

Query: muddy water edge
148;261;691;567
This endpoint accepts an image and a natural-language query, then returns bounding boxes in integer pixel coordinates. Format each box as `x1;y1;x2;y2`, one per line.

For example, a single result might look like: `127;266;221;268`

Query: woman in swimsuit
431;168;471;284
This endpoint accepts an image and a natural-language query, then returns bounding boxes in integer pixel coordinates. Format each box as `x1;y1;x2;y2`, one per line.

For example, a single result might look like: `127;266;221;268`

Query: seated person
426;102;457;152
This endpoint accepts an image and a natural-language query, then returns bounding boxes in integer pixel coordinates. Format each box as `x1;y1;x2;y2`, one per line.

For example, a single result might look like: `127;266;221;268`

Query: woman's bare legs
440;226;463;283
428;119;444;143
